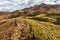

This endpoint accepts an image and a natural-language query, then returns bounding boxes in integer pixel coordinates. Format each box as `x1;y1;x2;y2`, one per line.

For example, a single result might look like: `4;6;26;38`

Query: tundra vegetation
0;11;60;40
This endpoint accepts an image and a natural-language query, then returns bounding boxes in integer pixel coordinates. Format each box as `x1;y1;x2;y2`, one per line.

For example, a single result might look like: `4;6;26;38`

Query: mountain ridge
0;4;60;40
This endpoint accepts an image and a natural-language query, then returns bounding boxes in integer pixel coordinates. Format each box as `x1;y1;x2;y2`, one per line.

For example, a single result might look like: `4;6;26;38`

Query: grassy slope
0;11;60;40
24;18;60;40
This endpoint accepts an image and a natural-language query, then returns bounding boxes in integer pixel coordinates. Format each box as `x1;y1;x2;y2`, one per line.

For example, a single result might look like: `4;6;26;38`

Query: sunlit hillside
0;10;60;40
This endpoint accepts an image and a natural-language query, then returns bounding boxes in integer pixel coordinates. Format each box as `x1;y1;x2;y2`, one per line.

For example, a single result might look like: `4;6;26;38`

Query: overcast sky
0;0;60;12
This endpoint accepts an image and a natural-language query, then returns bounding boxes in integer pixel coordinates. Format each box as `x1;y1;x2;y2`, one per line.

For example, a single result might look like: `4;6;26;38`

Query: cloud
0;0;60;12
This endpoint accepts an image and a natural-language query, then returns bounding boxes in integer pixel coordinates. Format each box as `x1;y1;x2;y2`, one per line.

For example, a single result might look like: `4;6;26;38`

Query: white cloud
0;0;60;12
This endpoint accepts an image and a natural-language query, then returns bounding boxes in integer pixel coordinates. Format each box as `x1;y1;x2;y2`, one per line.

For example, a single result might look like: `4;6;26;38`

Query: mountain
0;0;60;12
11;4;60;15
0;5;60;40
24;4;60;13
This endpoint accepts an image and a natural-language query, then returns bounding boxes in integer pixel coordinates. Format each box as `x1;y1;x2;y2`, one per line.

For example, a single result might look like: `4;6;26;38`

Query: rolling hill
0;5;60;40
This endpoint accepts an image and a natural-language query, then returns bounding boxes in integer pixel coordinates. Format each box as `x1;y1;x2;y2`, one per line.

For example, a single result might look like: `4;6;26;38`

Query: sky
0;0;60;12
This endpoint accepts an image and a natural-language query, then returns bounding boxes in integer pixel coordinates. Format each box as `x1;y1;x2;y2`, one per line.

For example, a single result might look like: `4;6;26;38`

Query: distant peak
41;3;47;5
